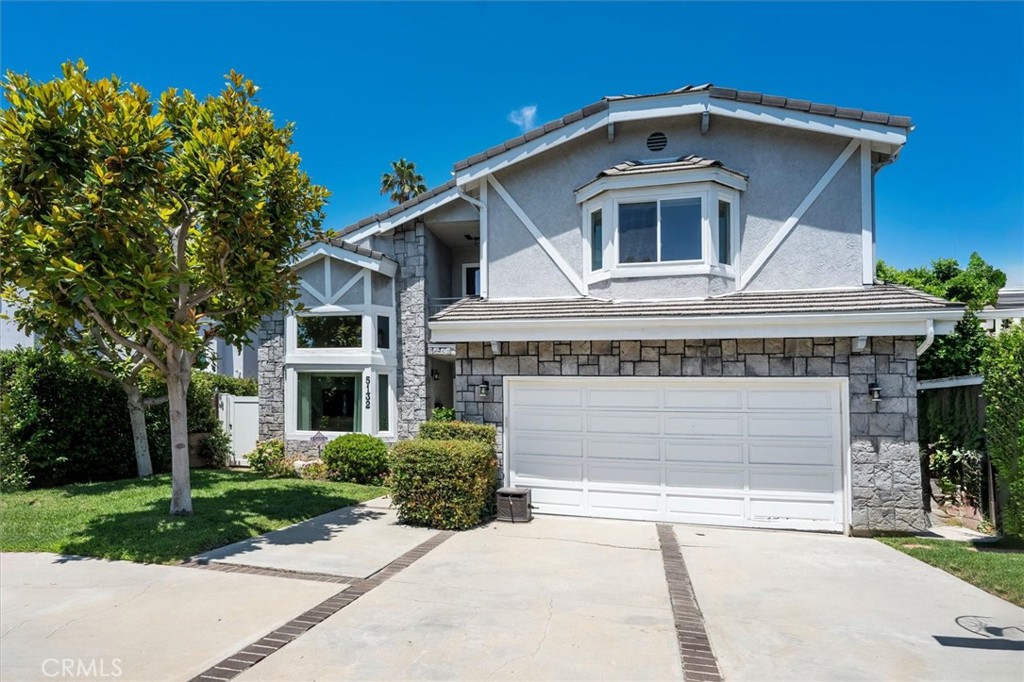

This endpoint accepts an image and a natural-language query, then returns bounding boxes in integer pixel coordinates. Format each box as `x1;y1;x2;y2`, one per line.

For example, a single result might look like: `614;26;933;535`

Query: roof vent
646;131;668;152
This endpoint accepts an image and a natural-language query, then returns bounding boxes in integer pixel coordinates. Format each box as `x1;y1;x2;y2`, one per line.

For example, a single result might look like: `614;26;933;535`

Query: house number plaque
364;376;371;409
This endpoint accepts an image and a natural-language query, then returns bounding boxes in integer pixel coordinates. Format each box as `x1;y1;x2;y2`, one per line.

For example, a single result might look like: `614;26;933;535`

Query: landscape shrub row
0;348;257;490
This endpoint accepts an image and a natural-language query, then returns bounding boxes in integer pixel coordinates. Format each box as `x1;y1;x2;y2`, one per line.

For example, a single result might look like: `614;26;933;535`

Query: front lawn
878;536;1024;607
0;470;386;564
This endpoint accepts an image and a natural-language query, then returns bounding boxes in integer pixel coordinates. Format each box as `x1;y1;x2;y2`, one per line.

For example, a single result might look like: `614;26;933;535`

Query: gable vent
646;131;668;152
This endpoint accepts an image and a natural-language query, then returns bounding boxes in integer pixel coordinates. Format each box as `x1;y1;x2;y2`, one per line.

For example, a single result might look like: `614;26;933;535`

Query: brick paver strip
656;524;724;682
189;530;455;682
180;559;361;585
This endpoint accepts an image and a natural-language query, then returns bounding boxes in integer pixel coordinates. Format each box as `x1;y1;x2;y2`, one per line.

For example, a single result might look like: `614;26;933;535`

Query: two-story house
257;84;964;535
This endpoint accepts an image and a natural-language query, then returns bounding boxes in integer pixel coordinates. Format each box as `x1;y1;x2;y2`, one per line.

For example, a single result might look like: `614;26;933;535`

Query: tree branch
82;296;167;373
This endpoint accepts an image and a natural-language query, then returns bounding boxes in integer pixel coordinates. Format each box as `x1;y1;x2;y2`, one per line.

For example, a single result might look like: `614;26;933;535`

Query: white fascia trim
707;100;908;146
917;374;984;390
977;307;1024;320
340;188;463;243
598;262;736;280
429;310;962;342
575;168;748;204
453;93;908;185
292;243;397;278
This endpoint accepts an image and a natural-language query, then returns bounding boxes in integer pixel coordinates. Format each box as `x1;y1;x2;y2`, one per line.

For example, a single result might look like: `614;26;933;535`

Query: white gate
218;394;259;466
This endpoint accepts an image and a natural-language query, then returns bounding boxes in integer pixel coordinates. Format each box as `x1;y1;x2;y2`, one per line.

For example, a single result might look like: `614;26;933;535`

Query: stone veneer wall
394;225;428;439
454;337;926;533
257;313;285;442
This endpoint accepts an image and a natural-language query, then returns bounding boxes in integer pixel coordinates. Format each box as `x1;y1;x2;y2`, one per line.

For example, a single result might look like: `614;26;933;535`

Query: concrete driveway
678;525;1024;682
4;503;1022;682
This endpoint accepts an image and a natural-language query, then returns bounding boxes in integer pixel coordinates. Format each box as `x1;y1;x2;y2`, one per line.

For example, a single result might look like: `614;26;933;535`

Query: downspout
916;319;935;357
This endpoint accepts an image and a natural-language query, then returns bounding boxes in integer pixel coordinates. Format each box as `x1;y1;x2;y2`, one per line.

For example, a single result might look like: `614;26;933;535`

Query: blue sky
2;1;1022;285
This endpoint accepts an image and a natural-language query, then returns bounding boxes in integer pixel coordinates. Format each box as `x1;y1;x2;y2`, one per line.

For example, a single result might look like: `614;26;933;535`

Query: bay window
297;372;361;432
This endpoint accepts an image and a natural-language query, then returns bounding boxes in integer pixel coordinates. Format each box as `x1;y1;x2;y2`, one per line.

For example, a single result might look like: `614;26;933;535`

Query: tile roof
339;83;911;238
301;236;397;265
430;285;960;322
451;84;912;172
595;155;747;180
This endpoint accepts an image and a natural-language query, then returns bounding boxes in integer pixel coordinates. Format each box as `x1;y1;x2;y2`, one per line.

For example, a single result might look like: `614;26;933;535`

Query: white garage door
506;377;847;532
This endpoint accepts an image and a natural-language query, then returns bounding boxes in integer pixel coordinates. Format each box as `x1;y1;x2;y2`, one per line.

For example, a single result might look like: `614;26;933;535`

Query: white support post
861;142;874;284
479;178;489;299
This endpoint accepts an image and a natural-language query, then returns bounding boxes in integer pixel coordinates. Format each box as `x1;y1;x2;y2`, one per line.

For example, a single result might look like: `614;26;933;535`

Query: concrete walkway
0;553;340;681
678;525;1024;682
236;517;683;681
193;497;435;578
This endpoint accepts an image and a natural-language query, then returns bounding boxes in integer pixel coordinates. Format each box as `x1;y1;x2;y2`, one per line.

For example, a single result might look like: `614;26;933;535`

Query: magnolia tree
0;62;328;513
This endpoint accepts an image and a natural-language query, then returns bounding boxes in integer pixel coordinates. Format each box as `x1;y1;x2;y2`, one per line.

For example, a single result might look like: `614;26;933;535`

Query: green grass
878;536;1024;607
0;470;386;564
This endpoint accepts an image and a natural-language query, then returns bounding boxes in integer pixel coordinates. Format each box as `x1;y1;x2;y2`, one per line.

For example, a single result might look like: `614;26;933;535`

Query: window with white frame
579;172;744;280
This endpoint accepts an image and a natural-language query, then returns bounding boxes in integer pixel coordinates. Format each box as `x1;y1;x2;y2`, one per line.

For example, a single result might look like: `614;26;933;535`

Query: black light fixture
868;383;882;403
478;380;490;398
431;368;440;381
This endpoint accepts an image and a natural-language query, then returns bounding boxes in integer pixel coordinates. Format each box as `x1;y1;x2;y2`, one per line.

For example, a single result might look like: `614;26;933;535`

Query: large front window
297;372;361;432
296;315;362;348
619;198;702;264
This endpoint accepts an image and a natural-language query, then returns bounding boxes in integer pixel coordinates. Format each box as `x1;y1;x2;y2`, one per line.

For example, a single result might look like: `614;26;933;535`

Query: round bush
247;440;292;477
322;434;389;485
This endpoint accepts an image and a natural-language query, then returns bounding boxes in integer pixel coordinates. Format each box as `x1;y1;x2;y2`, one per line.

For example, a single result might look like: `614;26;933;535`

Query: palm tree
380;158;427;205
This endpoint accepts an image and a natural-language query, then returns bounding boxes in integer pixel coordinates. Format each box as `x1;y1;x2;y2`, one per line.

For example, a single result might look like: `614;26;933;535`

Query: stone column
395;224;428;438
256;312;285;442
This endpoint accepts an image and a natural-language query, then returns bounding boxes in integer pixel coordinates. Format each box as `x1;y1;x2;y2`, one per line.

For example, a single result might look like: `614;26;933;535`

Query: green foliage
197;424;232;468
928;435;983;504
321;433;389;485
379;158;427;205
389;439;498;530
297;461;329;481
430;407;457;422
917;312;992;380
246;440;293;478
980;323;1024;537
0;348;256;487
877;253;1006;311
0;348;138;488
418;420;497;447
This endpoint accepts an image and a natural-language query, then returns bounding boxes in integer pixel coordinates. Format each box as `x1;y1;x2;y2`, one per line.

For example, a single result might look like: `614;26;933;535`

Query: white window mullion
656;199;663;262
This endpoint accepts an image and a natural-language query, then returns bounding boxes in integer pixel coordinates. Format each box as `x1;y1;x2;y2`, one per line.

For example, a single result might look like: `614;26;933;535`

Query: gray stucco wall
425;229;453;302
485;116;866;299
453;336;924;533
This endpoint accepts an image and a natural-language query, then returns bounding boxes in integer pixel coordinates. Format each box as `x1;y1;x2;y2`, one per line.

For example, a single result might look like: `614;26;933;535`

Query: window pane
297;373;361;432
590;209;603;271
660;198;702;261
377;374;390;432
465;266;480;296
377;315;390;349
718;200;732;265
618;202;657;264
296;316;362;348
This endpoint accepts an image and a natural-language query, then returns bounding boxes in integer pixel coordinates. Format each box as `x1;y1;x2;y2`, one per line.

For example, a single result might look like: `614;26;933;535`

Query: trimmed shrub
197;424;232;468
431;407;456;422
418;420;497;448
247;440;293;477
981;323;1024;536
322;433;389;485
389;439;498;530
297;460;329;481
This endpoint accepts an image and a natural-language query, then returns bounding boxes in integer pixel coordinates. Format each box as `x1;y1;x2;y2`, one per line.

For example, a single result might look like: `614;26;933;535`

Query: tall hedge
981;323;1024;536
0;349;256;490
418;420;497;447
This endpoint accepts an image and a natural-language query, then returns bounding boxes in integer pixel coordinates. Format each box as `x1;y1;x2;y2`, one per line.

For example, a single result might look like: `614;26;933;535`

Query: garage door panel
513;387;582;408
749;497;838;522
747;387;839;412
588;388;660;409
665;440;744;464
588;463;662;486
664;468;745;491
516;410;583;433
664;414;743;437
750;470;836;494
747;414;838;438
586;438;660;461
587;412;660;435
512;435;582;458
589;490;661;513
664;389;743;410
507;378;845;532
513;457;583;482
666;495;745;518
749;442;835;466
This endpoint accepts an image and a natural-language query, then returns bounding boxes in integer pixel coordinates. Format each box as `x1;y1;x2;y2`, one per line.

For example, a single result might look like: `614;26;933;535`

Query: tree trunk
166;352;193;515
124;384;154;478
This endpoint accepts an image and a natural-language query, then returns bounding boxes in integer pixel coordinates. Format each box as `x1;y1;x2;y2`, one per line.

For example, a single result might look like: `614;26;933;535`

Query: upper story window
576;155;747;281
297;315;362;349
